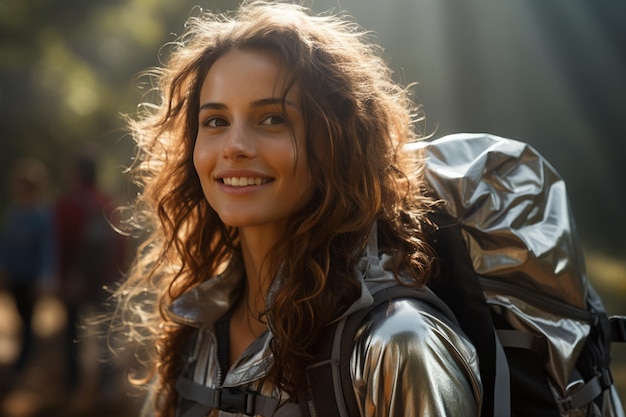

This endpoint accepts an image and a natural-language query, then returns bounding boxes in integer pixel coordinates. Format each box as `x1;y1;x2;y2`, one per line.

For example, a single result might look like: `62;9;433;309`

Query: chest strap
176;376;292;416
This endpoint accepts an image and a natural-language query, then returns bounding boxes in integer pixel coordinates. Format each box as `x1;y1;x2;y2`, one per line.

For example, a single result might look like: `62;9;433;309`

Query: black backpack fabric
299;134;626;417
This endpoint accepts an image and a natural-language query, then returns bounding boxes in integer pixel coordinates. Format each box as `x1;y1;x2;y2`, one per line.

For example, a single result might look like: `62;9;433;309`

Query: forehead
199;48;298;103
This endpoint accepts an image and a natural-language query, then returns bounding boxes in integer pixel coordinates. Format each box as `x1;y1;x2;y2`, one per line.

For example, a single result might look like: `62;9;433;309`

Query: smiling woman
114;1;481;417
194;49;313;240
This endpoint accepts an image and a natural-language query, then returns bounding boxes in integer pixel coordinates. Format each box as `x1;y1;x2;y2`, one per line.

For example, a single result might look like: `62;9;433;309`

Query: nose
222;123;255;160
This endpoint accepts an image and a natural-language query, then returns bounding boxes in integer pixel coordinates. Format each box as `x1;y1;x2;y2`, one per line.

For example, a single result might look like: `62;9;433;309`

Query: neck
229;227;281;341
237;225;282;320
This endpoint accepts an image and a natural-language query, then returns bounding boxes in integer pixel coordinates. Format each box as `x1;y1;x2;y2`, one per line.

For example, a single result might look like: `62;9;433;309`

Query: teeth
223;177;269;187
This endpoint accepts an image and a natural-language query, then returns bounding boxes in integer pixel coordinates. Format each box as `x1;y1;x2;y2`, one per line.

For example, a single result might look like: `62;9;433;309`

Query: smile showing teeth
222;177;269;187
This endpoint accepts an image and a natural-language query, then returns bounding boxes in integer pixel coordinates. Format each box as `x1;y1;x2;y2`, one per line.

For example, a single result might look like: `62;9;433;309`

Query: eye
261;114;285;125
201;117;229;128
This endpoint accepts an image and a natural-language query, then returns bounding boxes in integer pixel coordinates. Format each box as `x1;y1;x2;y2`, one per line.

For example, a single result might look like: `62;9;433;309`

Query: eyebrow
199;97;299;111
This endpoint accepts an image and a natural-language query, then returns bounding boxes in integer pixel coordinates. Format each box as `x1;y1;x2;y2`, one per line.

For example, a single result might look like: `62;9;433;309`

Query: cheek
192;152;214;207
192;147;201;175
193;139;211;174
192;141;216;201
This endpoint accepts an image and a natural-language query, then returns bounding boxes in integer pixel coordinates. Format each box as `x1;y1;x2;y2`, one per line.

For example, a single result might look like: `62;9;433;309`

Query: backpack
299;133;626;417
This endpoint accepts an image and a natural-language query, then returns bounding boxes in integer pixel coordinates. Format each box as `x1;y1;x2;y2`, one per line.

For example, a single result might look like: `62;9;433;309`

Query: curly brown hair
116;1;438;415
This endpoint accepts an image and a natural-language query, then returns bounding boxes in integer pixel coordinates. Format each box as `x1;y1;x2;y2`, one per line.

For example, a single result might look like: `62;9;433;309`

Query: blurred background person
53;150;128;408
0;157;54;392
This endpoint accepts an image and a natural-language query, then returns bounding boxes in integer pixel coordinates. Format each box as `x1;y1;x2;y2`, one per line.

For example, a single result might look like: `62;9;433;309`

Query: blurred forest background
0;0;625;414
2;0;626;251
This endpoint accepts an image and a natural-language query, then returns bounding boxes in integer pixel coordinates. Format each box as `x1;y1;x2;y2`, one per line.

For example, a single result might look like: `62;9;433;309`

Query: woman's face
193;48;314;236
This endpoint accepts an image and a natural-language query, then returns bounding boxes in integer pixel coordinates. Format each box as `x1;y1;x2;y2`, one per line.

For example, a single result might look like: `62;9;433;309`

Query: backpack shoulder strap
299;281;461;417
426;211;507;417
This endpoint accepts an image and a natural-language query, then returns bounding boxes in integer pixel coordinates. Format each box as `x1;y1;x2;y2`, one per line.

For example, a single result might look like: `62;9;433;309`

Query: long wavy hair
116;1;438;415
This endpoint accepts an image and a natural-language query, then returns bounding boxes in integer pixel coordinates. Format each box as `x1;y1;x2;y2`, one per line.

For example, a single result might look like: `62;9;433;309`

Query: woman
117;1;481;416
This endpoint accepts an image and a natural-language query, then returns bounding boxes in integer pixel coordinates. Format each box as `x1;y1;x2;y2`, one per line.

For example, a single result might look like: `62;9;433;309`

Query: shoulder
351;297;482;416
361;296;476;357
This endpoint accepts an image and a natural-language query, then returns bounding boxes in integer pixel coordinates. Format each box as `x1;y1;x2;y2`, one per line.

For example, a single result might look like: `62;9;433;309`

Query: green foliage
0;0;239;204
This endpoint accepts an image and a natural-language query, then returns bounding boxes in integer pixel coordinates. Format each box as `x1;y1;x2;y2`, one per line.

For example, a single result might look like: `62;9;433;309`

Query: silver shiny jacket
168;250;482;417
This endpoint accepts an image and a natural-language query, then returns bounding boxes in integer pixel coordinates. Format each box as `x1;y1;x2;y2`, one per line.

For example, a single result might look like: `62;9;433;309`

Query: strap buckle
214;387;256;415
609;316;626;342
599;367;614;389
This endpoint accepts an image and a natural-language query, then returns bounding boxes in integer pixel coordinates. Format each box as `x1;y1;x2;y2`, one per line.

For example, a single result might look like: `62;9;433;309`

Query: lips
222;177;271;187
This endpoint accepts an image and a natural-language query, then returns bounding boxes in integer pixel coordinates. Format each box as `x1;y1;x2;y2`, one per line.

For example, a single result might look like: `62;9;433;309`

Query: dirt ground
0;293;143;417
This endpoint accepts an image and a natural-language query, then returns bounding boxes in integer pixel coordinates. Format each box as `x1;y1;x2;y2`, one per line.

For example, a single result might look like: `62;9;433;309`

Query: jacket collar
167;241;397;327
167;257;245;328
